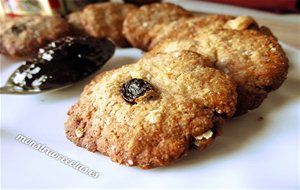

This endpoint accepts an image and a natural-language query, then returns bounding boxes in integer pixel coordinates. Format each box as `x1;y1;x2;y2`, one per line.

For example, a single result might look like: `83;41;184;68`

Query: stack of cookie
0;2;288;169
122;3;289;116
65;2;288;169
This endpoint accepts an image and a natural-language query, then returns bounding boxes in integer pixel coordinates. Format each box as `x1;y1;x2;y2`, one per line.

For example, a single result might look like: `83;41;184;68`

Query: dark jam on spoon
8;36;115;91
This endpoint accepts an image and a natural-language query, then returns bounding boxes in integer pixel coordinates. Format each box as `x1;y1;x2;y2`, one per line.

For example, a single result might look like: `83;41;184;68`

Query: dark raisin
121;78;153;104
255;85;273;92
262;85;273;92
257;116;264;121
213;111;228;119
247;22;259;30
11;24;26;34
123;0;161;6
7;36;115;91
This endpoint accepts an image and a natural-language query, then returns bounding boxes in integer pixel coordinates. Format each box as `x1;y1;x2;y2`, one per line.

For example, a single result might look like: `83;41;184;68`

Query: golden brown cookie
125;13;277;51
67;11;87;36
65;51;237;169
122;2;193;50
0;16;70;57
80;2;137;47
146;15;234;50
167;15;277;41
150;29;288;115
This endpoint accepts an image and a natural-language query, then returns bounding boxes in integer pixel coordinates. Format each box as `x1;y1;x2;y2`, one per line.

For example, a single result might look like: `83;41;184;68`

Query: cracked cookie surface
150;29;288;115
65;51;237;169
126;6;288;115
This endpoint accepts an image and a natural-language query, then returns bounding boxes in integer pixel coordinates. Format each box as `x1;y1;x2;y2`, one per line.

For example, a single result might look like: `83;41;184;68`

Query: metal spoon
0;85;70;94
0;36;115;95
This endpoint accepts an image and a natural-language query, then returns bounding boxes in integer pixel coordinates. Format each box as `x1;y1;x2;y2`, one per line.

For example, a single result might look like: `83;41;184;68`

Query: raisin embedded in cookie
0;16;70;57
124;0;162;6
65;51;237;169
125;11;288;115
80;2;137;47
122;2;193;50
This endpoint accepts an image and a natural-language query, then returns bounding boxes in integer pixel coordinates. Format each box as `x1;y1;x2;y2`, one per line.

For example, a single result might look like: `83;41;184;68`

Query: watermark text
15;134;99;178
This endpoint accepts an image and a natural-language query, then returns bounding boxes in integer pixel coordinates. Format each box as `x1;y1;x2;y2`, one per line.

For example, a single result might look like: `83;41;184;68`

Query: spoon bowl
0;36;115;95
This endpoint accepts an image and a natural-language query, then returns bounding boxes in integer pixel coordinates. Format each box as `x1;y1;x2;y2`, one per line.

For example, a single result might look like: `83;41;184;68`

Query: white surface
1;44;299;189
1;2;300;189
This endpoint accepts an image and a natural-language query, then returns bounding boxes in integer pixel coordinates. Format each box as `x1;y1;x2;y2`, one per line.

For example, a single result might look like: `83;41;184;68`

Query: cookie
122;2;193;50
0;16;70;57
67;11;87;36
167;15;277;41
150;29;289;115
125;12;278;51
145;15;235;51
80;2;137;47
65;50;237;169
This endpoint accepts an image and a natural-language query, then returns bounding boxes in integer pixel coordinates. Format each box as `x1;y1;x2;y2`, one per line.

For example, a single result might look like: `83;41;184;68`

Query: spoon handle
0;86;20;94
0;86;39;95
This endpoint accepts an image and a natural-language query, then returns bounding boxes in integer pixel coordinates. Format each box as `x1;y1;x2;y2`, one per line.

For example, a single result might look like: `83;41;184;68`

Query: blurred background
1;0;299;16
0;0;299;48
201;0;300;14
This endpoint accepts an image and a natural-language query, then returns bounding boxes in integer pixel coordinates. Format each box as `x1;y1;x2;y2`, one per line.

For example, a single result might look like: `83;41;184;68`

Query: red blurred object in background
0;0;108;17
201;0;300;14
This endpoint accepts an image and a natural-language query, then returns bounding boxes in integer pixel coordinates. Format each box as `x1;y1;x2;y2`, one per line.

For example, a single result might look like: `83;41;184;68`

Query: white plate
1;5;300;190
1;43;299;189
